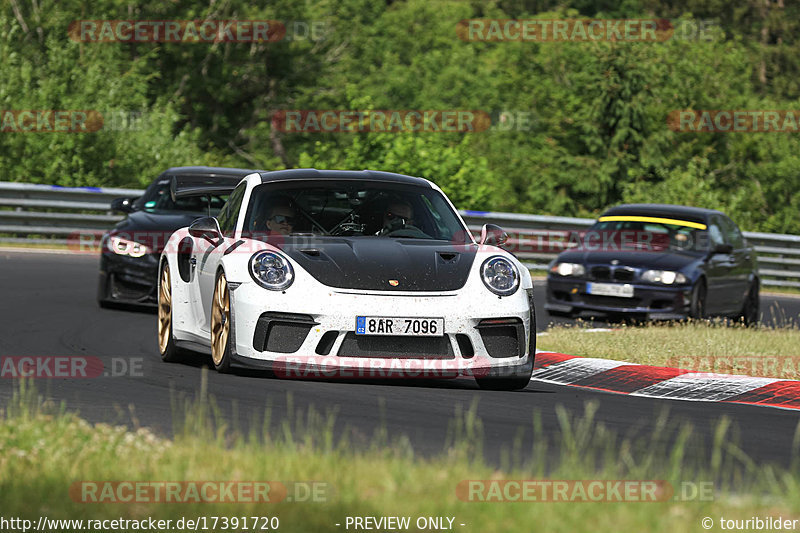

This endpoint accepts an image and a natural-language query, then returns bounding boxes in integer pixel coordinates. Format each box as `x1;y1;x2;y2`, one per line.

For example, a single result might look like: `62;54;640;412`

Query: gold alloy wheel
211;273;230;366
157;264;172;354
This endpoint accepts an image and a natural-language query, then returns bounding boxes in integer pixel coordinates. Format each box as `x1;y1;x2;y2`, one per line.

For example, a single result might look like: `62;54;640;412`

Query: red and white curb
531;352;800;411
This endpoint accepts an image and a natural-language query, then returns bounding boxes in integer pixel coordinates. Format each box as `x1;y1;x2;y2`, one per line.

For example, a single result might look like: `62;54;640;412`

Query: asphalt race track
1;250;799;467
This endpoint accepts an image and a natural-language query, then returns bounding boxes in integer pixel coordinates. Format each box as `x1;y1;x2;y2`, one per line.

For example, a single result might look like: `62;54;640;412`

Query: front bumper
227;282;535;377
545;276;692;319
98;252;159;305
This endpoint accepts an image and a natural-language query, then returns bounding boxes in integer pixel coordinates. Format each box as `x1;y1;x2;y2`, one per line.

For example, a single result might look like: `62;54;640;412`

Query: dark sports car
97;166;255;307
545;204;759;324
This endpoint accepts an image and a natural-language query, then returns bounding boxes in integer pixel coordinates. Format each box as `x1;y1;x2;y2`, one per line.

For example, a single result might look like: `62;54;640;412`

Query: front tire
475;367;534;391
210;271;233;373
158;262;183;362
547;308;577;319
689;279;707;319
97;274;113;309
740;281;760;326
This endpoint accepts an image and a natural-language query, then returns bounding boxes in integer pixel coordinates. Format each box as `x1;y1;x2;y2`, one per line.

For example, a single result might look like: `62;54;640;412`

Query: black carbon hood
276;237;477;291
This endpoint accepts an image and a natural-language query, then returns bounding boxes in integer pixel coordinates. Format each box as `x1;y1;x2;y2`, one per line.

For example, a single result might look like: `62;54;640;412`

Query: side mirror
711;243;734;255
110;197;137;214
479;223;508;247
189;217;223;244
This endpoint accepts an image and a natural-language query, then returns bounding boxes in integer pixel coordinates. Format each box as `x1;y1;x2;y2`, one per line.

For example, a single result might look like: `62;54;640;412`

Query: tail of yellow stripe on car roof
597;216;707;230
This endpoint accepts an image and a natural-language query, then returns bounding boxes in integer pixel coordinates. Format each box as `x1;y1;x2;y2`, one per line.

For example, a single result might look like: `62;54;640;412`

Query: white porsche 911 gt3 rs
158;169;535;390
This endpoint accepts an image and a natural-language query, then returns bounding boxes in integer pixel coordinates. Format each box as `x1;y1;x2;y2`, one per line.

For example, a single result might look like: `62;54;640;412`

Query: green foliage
298;132;496;209
2;0;800;232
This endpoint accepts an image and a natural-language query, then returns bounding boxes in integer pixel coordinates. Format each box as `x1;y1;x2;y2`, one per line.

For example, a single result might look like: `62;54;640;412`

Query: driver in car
266;204;296;235
251;200;296;237
377;200;415;235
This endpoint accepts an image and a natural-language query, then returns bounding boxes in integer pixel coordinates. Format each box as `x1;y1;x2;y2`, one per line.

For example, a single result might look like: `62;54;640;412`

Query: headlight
550;262;586;277
641;270;687;285
481;256;520;296
249;251;294;291
108;236;150;258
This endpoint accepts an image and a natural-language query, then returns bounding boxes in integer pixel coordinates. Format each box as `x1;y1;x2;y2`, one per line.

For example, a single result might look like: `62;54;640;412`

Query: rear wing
169;170;255;202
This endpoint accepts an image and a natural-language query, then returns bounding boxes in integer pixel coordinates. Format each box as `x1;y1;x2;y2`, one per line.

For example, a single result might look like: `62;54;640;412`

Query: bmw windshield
583;219;710;253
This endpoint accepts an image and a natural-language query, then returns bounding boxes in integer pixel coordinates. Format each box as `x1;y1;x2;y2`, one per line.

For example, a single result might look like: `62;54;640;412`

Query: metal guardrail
1;181;799;288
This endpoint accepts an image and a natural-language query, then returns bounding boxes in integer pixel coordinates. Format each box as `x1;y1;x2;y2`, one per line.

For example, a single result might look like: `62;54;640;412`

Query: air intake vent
337;333;455;359
315;331;339;355
456;334;474;358
437;252;459;263
475;318;524;358
253;312;318;353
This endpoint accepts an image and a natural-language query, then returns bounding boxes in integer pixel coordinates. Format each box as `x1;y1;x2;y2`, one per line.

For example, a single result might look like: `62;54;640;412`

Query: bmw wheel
97;273;113;309
210;270;233;373
689;279;706;320
740;281;760;326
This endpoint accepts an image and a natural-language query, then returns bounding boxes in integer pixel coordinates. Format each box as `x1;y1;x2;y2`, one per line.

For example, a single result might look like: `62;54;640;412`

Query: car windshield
133;177;227;214
243;180;471;243
586;220;710;252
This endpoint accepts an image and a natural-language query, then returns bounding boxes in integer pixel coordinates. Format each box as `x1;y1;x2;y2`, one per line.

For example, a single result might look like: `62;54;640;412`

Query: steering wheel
379;219;431;238
387;227;430;238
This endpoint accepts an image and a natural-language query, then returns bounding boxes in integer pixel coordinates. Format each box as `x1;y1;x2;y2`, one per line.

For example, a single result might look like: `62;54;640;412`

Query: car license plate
356;316;444;336
586;282;634;298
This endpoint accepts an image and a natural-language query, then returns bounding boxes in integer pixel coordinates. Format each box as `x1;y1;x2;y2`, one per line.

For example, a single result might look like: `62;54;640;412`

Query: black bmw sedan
97;166;255;307
545;204;759;324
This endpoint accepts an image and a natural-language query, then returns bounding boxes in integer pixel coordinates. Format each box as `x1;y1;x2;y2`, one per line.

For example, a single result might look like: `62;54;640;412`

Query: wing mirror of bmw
110;197;137;214
189;217;223;245
480;223;509;247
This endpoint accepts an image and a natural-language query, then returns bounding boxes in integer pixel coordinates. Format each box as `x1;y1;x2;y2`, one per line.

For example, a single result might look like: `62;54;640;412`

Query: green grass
762;285;800;297
0;240;72;251
1;377;800;532
538;321;800;379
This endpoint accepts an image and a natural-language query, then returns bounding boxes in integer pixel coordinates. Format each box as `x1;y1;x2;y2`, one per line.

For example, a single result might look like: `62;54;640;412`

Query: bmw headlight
550;262;586;277
481;256;520;296
108;235;150;258
641;270;687;285
249;251;294;291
